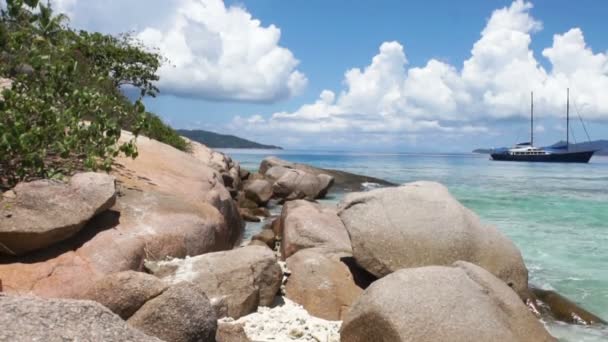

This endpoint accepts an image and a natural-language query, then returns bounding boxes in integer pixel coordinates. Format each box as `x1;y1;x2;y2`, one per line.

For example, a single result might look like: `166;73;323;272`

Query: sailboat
491;89;596;163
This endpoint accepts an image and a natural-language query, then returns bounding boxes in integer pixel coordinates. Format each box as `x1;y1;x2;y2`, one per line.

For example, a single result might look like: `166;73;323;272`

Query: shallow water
222;149;608;341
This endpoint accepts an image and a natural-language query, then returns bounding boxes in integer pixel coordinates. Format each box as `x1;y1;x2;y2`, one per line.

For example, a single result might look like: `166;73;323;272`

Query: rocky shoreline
0;133;605;341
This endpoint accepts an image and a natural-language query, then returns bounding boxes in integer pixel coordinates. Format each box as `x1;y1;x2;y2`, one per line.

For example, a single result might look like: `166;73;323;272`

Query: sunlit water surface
221;149;608;341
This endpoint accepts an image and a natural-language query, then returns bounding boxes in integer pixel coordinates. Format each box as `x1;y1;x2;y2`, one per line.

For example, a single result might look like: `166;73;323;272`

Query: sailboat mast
531;91;534;147
566;88;570;150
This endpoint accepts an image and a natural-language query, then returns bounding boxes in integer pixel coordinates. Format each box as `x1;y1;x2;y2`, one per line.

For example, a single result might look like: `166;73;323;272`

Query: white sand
226;239;342;341
220;297;341;342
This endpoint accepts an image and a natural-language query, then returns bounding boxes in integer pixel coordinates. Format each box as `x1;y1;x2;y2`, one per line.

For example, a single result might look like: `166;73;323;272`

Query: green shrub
139;113;190;152
0;0;180;187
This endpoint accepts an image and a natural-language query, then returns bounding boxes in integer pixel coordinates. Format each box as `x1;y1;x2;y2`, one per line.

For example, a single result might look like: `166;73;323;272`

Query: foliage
140;113;190;152
0;0;181;187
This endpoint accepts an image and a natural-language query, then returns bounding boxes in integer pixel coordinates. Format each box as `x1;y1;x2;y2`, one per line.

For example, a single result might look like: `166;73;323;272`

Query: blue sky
54;0;608;152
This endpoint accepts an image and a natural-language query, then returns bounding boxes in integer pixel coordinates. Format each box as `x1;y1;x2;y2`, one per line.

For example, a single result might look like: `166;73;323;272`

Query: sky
49;0;608;152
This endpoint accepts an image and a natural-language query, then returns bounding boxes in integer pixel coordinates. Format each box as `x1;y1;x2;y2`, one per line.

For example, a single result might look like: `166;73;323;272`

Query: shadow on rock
0;210;120;265
341;256;378;290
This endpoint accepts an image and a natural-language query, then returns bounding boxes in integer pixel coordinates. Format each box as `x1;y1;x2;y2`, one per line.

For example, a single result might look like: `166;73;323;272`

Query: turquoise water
222;149;608;341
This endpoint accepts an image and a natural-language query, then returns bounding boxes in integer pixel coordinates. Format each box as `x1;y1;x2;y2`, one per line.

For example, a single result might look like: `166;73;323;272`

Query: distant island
473;140;608;156
178;129;282;149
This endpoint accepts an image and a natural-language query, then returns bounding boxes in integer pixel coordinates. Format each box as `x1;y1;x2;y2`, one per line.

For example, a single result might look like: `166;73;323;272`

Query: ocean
221;149;608;341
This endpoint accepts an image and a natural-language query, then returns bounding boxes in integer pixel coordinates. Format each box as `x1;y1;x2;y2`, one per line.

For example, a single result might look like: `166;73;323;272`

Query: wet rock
530;287;606;325
259;156;393;192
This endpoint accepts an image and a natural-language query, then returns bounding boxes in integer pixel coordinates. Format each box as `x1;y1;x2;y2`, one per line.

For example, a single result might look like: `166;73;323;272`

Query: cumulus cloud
51;0;77;16
233;0;608;146
51;0;307;102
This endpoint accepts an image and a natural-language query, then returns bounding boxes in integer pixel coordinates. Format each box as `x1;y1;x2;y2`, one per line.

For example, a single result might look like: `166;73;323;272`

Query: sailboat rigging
490;89;596;163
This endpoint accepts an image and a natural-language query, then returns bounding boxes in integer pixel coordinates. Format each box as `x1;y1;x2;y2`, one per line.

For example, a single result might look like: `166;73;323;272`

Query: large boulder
244;179;273;206
264;165;291;182
115;131;243;242
259;156;292;175
285;249;363;320
186;138;242;193
81;270;168;319
128;282;217;342
0;131;243;298
340;262;555;342
260;156;393;192
0;172;116;256
0;187;235;298
338;181;529;297
280;200;352;260
272;169;334;200
146;245;282;319
259;157;335;200
0;295;162;341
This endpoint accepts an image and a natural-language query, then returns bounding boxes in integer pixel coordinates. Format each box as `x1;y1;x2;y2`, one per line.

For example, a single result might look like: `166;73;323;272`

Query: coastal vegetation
0;0;186;188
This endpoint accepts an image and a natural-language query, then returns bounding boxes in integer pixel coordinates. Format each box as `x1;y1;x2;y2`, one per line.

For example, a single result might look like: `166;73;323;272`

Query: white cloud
51;0;77;16
51;0;307;102
231;0;608;147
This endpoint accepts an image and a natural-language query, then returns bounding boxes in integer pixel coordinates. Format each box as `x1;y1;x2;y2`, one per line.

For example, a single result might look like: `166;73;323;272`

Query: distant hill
473;140;608;156
472;148;495;154
549;140;608;155
178;129;282;149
